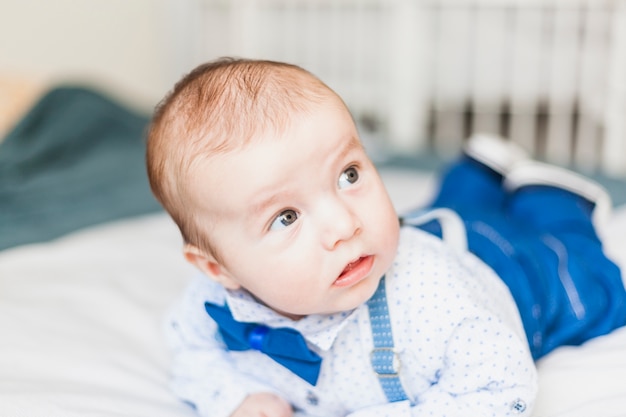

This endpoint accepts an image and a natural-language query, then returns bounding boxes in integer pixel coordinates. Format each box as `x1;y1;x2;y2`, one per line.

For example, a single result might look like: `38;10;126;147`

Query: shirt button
511;398;527;413
306;391;319;406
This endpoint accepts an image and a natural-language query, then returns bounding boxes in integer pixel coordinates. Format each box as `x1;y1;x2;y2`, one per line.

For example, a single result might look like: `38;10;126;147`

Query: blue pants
410;157;626;359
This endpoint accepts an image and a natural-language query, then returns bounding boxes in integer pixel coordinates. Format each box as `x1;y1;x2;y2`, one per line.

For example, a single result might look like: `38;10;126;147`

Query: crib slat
387;0;428;152
544;3;582;166
432;3;473;153
573;1;611;172
227;0;260;58
603;2;626;177
470;5;509;138
508;4;545;155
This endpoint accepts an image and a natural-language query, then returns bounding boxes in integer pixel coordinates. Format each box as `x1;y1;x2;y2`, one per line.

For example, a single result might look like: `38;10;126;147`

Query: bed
1;85;626;417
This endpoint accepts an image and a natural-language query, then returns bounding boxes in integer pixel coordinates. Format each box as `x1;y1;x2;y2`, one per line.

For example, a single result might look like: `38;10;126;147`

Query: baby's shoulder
393;226;498;285
170;273;228;324
388;226;516;317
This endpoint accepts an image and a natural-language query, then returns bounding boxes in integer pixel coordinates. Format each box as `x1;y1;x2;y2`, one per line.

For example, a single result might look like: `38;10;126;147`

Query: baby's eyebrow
250;192;283;217
335;134;363;161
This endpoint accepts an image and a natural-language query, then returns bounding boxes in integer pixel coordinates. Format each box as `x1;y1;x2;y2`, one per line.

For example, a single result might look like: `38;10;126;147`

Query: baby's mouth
334;256;374;287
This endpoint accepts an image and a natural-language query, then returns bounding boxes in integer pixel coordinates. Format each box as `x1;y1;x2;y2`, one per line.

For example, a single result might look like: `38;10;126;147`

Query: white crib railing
166;0;626;177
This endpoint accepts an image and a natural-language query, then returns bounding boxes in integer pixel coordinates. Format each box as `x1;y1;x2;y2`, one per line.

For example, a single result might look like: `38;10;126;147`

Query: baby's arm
166;276;290;417
346;314;537;417
232;393;293;417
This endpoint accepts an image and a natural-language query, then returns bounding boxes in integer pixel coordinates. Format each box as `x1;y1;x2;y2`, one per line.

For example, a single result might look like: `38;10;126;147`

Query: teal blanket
0;86;162;251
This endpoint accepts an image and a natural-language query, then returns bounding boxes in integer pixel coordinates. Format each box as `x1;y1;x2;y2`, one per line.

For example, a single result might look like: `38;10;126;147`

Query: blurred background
1;0;625;175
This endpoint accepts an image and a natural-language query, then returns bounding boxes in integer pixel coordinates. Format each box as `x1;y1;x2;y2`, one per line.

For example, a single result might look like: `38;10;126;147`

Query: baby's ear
183;244;241;290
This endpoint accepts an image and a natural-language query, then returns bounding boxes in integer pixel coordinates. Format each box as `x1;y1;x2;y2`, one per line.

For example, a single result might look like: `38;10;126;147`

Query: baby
146;57;626;417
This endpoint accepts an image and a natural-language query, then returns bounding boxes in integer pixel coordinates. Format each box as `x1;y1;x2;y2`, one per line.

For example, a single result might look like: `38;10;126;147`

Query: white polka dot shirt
165;226;537;417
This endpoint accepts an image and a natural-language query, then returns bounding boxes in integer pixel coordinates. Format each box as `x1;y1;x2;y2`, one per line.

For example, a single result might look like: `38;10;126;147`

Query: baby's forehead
180;88;356;183
185;109;360;202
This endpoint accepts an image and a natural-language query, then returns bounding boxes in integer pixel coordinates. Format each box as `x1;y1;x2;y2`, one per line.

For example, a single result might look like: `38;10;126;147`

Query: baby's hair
146;57;337;257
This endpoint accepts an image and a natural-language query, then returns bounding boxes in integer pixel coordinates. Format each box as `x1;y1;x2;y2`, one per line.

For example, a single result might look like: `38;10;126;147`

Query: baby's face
187;97;400;319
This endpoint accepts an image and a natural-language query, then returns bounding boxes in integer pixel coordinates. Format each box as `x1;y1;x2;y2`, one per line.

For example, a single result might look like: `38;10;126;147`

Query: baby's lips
334;255;374;287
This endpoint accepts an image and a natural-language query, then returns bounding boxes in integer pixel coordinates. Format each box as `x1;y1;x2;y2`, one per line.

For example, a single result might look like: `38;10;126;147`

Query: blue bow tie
204;302;322;386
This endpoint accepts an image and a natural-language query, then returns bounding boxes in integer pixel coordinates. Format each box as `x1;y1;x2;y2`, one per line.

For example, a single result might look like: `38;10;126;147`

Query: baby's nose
318;198;362;250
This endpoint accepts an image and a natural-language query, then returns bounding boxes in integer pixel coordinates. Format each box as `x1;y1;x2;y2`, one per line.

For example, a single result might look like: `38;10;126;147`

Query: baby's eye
269;209;299;231
338;165;360;189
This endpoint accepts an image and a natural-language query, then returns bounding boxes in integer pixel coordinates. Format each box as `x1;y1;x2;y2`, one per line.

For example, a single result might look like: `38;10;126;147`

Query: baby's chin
268;272;388;319
328;273;386;314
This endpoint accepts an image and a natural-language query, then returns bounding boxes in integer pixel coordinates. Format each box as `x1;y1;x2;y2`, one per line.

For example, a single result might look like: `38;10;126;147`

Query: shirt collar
224;288;362;351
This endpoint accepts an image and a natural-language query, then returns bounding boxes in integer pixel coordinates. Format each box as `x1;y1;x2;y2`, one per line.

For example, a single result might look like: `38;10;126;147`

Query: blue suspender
366;276;408;402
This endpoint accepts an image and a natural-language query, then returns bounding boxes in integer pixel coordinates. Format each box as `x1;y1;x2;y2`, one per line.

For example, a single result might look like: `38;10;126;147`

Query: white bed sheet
1;168;625;417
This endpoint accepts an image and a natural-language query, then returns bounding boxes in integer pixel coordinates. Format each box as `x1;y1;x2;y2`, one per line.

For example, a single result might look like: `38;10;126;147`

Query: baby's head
147;58;400;319
147;58;329;254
